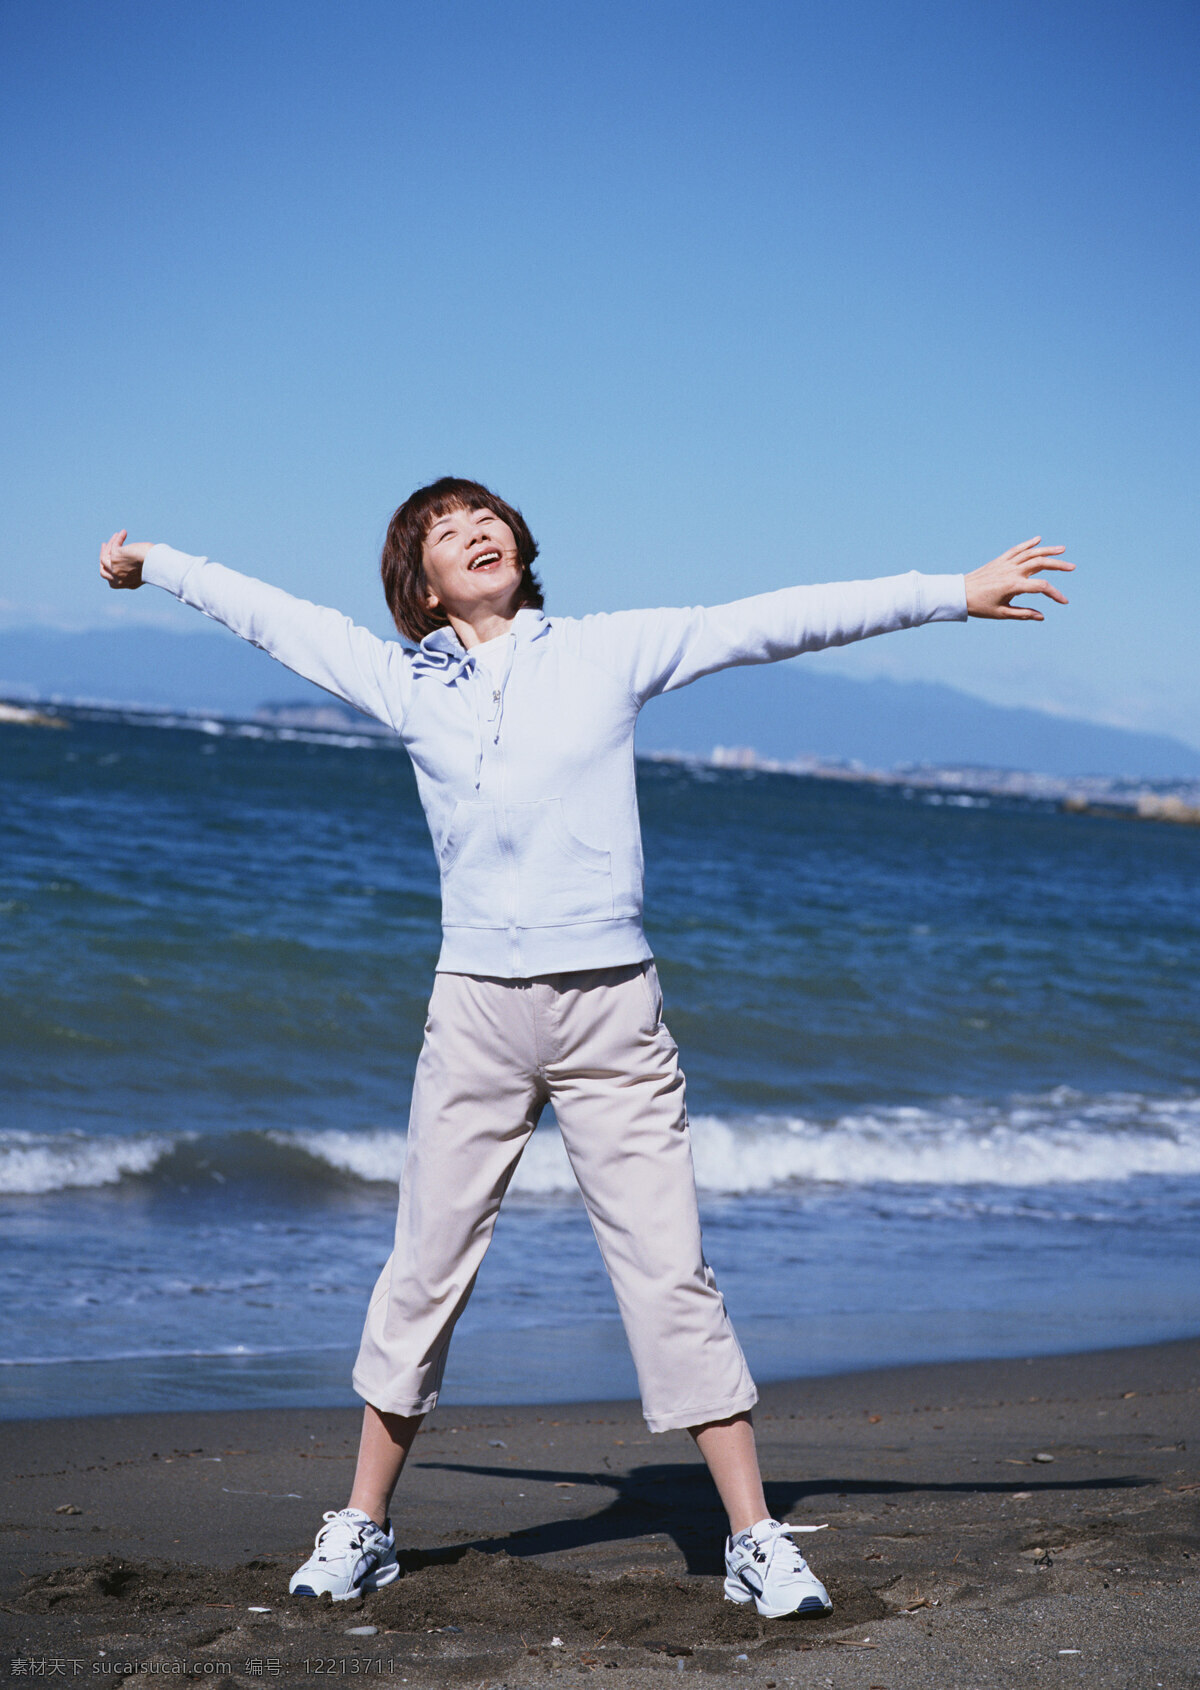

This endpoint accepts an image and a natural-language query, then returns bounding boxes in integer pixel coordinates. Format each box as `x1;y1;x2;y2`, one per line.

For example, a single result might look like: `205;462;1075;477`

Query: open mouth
468;549;502;571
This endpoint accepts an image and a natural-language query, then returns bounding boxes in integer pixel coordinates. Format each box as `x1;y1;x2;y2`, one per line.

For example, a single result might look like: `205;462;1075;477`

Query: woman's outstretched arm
576;538;1072;706
99;532;411;732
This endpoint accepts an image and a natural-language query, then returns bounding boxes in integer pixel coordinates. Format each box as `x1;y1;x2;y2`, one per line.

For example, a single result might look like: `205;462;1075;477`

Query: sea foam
6;1091;1199;1198
0;1130;179;1195
270;1091;1200;1195
687;1094;1200;1192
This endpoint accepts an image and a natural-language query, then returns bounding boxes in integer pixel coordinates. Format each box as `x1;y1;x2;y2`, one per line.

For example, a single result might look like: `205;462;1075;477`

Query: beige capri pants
352;961;757;1433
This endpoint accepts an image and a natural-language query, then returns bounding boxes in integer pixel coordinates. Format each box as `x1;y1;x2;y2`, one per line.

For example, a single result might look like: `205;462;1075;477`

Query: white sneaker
289;1508;400;1600
724;1519;833;1619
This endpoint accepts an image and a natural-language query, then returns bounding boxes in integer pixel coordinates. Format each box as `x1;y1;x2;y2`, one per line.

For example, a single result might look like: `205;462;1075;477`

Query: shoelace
750;1520;829;1573
312;1511;379;1566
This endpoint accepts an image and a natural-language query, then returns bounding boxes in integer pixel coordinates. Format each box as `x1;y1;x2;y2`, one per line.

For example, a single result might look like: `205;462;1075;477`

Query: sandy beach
3;1338;1197;1687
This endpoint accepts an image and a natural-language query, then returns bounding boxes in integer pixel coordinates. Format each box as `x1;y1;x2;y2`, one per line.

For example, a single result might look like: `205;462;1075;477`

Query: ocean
2;711;1198;1419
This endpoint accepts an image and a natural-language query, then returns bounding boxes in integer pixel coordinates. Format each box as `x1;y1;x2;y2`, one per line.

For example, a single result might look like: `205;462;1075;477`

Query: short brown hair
380;477;544;643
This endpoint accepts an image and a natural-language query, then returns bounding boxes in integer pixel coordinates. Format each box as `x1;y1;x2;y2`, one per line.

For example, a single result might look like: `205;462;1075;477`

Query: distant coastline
6;690;1200;824
652;743;1200;826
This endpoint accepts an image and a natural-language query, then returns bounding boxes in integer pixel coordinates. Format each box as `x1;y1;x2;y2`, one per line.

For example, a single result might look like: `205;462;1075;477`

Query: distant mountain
0;625;336;717
3;624;1198;780
636;663;1200;781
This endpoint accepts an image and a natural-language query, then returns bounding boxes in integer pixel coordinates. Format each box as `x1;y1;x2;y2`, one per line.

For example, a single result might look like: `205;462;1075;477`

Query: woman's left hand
965;538;1074;621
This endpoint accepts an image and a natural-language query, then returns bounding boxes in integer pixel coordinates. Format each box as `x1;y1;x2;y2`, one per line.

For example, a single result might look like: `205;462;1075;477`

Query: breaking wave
0;1130;182;1195
5;1089;1200;1199
686;1092;1200;1194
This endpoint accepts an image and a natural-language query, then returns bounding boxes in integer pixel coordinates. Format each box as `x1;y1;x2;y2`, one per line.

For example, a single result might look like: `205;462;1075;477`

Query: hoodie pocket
438;800;505;929
510;799;614;928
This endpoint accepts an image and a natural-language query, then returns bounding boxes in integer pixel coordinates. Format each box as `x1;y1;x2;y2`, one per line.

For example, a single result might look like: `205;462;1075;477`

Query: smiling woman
96;483;1070;1615
380;477;545;645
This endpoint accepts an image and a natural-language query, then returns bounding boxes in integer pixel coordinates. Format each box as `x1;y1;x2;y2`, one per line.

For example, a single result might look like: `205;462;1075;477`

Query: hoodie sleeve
575;572;968;706
142;545;411;731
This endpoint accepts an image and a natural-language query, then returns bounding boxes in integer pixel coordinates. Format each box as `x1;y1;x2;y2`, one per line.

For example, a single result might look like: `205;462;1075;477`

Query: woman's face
421;505;523;619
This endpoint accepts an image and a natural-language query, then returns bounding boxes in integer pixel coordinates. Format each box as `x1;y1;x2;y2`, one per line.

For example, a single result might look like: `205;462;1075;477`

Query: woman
100;480;1070;1617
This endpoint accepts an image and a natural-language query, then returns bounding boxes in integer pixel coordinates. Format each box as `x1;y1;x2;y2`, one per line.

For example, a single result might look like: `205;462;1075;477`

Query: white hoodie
143;545;967;976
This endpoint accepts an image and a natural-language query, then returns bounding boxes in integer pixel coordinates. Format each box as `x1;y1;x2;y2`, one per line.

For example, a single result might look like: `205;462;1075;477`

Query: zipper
467;638;520;968
494;692;519;970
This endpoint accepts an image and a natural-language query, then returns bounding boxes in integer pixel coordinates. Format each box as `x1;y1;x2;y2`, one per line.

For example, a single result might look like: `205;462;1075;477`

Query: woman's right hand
100;530;155;589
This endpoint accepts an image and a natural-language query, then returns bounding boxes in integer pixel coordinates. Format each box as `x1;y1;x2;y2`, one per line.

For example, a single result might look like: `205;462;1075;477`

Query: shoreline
5;1338;1198;1686
8;1317;1200;1426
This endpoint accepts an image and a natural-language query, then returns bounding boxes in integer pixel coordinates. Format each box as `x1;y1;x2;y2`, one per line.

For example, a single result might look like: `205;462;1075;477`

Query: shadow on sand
408;1457;1151;1575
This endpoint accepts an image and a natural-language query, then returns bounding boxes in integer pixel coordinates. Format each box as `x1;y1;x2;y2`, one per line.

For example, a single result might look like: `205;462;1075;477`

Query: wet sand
3;1339;1198;1687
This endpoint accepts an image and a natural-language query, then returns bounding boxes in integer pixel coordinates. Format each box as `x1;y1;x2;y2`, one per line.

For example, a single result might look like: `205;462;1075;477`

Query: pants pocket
637;961;664;1031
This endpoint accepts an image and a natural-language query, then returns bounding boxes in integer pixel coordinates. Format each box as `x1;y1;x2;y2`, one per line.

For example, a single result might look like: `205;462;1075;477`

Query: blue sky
2;0;1197;744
